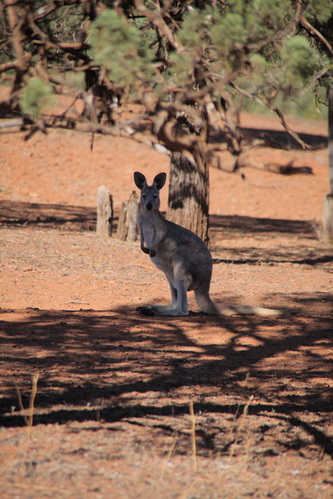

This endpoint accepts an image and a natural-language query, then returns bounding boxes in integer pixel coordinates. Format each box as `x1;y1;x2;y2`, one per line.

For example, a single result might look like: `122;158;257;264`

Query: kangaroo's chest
138;212;166;247
143;225;157;249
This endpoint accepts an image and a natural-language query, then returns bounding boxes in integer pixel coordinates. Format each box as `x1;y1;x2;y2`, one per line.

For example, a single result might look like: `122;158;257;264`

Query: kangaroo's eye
142;194;146;198
153;194;158;198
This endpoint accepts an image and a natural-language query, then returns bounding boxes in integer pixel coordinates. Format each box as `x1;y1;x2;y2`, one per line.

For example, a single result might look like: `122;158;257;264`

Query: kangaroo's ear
134;171;146;190
153;172;167;190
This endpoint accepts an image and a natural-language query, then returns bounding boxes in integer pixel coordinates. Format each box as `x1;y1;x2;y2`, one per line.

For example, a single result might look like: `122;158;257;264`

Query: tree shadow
0;200;97;231
212;249;333;266
209;214;333;266
241;127;327;150
211;126;327;150
0;200;323;247
209;214;314;237
0;298;332;457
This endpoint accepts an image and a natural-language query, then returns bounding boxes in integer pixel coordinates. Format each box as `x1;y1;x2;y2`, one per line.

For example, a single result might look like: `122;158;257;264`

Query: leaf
20;78;54;118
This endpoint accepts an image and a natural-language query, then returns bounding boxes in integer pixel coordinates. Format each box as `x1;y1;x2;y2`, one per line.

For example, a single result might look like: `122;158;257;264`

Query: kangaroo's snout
146;202;153;211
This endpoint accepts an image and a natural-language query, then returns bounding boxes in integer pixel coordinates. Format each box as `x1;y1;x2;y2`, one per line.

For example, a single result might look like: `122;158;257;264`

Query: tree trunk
116;191;139;242
96;186;113;236
5;0;30;98
322;87;333;243
329;87;333;194
167;152;209;244
323;194;333;242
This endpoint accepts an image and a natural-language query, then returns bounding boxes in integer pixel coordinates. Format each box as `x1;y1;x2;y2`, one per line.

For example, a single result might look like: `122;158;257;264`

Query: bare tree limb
134;0;180;51
300;16;333;55
263;98;312;150
0;58;30;73
4;0;28;73
230;82;312;150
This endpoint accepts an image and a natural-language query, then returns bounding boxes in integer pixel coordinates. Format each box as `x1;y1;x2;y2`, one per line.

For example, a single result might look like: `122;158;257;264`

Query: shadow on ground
0;200;97;232
0;200;326;251
240;126;327;150
0;297;332;457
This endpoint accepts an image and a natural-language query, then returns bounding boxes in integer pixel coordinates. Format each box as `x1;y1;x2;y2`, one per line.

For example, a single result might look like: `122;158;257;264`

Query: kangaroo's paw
149;249;157;257
141;247;150;254
136;306;188;317
136;306;157;316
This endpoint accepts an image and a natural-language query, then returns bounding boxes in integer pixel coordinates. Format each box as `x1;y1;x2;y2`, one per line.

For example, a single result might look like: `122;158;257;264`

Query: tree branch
300;16;333;55
263;98;312;150
134;0;180;51
231;82;312;150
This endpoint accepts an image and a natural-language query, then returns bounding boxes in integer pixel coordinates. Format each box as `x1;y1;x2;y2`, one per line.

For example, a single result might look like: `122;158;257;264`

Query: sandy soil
0;106;332;498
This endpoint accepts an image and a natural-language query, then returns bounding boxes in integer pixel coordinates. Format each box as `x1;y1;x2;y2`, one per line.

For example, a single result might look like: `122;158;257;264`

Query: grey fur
134;171;280;317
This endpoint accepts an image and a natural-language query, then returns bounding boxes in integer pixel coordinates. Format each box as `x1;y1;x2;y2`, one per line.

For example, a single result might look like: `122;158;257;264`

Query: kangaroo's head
134;171;166;212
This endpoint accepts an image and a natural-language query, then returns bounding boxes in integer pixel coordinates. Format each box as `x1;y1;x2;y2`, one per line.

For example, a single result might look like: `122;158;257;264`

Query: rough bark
322;194;333;243
96;186;113;236
328;87;333;194
116;191;139;242
322;87;333;243
4;0;30;95
167;152;209;244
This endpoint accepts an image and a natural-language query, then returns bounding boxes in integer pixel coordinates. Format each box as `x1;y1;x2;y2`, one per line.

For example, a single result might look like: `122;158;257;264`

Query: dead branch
0;59;24;73
134;0;180;51
0;118;25;129
32;3;58;21
32;39;89;50
230;82;312;150
264;100;312;150
154;109;197;153
4;0;28;73
300;16;333;55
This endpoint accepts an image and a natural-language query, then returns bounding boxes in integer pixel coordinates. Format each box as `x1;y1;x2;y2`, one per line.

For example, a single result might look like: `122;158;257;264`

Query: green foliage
241;86;328;121
211;0;293;49
2;0;331;124
280;36;321;88
165;0;331;121
167;7;215;86
20;78;54;118
169;0;296;82
251;0;293;32
177;7;214;49
88;10;154;90
305;0;333;24
132;15;159;58
211;12;248;55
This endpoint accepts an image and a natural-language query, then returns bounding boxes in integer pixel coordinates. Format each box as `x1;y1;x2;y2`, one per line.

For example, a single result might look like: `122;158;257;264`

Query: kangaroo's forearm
140;227;158;256
140;230;150;254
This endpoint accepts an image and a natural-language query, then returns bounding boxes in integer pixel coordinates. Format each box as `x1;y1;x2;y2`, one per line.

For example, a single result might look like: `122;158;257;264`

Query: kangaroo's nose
146;202;153;211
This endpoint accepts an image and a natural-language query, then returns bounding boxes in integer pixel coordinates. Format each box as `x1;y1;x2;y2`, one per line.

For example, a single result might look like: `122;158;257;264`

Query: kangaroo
134;171;280;317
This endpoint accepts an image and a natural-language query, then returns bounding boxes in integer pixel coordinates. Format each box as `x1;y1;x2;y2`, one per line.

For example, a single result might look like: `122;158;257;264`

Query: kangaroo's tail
218;304;282;317
195;288;281;317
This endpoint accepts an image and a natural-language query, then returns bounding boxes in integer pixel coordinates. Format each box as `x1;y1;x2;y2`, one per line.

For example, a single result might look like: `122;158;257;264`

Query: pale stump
96;186;113;236
116;191;139;242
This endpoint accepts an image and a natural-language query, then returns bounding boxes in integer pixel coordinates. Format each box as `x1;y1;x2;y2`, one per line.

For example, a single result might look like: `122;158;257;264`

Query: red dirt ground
0;100;332;498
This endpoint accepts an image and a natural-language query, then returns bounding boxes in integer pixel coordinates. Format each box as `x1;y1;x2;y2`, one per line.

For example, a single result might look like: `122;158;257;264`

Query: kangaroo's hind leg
166;275;178;309
194;282;246;316
194;282;219;315
171;277;189;315
137;266;191;317
156;260;192;315
138;278;189;316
